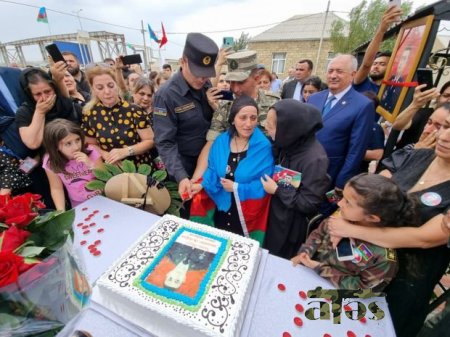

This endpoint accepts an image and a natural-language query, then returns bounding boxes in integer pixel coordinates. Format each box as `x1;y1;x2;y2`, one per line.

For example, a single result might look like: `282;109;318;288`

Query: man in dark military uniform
153;33;219;204
191;50;279;181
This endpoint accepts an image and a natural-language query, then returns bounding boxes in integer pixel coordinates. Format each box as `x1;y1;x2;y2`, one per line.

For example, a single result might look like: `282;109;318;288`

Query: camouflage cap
225;50;257;82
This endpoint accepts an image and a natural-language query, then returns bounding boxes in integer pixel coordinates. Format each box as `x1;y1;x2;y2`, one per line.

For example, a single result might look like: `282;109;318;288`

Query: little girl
292;173;419;291
43;119;103;210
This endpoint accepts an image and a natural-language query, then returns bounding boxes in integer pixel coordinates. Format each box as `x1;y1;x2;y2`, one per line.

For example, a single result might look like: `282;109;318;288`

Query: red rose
0;226;31;252
0;250;32;287
5;213;38;228
0;194;11;208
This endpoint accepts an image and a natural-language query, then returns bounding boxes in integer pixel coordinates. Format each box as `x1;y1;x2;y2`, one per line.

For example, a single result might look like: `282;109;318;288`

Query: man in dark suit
308;54;373;192
281;59;313;101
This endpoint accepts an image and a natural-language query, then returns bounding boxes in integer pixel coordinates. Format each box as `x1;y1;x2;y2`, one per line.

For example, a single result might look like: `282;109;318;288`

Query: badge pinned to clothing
420;192;442;207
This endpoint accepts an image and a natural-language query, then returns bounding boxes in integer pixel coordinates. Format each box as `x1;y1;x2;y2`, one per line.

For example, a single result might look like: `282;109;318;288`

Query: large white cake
94;215;260;337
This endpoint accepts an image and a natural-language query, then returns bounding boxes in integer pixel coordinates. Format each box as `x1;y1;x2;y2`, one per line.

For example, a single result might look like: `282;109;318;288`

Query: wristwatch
127;146;135;156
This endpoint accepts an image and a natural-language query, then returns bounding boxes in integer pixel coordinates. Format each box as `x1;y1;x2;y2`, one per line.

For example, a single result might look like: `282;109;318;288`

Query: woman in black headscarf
15;67;81;151
261;99;330;259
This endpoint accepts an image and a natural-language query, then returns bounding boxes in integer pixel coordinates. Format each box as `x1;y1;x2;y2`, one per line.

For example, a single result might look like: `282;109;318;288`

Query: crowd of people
0;5;450;336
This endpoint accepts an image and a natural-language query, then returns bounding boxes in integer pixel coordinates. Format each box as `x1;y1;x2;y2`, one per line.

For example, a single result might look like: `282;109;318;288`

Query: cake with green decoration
95;214;260;337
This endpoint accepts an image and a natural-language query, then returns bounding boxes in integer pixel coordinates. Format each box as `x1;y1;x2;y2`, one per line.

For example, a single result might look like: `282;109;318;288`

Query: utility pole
316;0;330;74
141;20;149;73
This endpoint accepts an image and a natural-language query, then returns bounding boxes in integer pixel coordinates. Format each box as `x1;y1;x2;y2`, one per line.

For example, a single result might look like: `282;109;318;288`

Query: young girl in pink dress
42;119;103;210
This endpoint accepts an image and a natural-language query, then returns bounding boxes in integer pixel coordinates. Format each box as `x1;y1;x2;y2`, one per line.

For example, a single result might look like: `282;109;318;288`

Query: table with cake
58;196;397;337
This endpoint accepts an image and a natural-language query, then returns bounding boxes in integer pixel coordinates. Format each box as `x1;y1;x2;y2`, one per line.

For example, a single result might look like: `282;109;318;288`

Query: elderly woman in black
261;99;330;258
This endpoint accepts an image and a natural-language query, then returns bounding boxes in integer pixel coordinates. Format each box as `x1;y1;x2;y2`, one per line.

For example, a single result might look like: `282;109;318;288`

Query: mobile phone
388;0;401;7
121;54;142;65
45;44;66;64
336;238;355;261
19;156;38;174
416;68;433;91
219;90;234;101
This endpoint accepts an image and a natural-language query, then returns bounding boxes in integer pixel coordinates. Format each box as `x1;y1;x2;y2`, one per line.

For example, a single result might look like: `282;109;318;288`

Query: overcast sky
0;0;441;63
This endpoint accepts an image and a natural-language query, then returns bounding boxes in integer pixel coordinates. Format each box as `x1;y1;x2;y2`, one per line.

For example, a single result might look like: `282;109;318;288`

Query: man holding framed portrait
377;15;435;122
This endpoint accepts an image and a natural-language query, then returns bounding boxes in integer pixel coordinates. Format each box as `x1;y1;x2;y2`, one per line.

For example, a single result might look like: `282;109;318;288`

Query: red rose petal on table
359;317;367;324
93;210;99;214
295;304;304;312
88;244;95;250
83;230;90;235
93;250;101;256
323;334;332;337
80;240;87;245
293;317;303;327
103;214;110;219
299;291;307;299
277;283;286;291
82;207;88;211
347;331;356;337
84;217;90;221
77;223;83;227
97;228;104;233
365;335;371;337
82;225;89;230
344;305;352;311
282;332;291;337
94;240;101;245
89;222;96;227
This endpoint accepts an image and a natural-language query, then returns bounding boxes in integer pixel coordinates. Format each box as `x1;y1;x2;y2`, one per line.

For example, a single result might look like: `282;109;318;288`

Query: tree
330;0;412;54
233;32;251;51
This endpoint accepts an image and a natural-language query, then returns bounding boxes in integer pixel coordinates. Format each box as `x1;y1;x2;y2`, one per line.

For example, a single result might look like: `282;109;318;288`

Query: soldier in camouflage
294;217;398;291
290;173;421;292
192;50;279;181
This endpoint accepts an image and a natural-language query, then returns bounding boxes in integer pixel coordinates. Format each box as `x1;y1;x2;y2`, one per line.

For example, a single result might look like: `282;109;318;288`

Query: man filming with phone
62;51;90;94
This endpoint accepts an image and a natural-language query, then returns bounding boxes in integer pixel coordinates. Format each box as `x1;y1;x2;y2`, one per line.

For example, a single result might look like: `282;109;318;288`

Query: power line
0;0;346;36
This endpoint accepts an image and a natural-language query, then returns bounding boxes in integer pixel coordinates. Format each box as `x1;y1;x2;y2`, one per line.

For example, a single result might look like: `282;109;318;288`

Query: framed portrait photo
377;15;434;122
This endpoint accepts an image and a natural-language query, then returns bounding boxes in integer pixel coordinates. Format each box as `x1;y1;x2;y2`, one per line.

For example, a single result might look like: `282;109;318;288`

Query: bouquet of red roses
0;193;90;336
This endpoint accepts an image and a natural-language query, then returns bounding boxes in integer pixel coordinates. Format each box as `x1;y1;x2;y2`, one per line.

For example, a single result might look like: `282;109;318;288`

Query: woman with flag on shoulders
190;95;274;244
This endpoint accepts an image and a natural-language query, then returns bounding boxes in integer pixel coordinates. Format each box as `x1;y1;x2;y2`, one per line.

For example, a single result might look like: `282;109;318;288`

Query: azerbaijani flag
159;22;168;48
148;24;160;43
37;7;48;23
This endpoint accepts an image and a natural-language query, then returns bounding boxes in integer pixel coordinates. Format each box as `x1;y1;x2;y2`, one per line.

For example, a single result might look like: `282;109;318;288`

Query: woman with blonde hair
81;65;154;166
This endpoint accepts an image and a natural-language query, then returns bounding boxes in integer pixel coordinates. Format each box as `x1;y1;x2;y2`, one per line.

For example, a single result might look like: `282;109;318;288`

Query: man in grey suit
281;59;313;101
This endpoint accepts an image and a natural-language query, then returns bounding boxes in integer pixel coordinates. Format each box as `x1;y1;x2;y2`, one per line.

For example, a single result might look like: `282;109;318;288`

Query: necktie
322;95;336;117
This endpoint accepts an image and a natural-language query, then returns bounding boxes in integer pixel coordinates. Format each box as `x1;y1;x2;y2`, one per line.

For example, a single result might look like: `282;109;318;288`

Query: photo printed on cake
136;228;228;308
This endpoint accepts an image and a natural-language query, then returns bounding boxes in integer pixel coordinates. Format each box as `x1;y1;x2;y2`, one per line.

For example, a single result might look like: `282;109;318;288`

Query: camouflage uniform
206;89;279;142
299;218;398;291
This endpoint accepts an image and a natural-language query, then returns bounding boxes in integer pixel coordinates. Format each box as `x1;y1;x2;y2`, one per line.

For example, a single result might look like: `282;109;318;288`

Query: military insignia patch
203;56;211;65
386;248;397;262
153;107;167;116
174;102;195;113
229;59;238;70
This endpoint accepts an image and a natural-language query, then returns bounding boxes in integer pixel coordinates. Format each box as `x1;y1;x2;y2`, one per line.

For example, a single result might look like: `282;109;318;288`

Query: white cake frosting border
96;214;260;337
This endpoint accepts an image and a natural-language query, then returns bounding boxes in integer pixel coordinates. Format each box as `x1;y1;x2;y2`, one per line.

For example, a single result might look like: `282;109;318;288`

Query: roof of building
250;12;345;43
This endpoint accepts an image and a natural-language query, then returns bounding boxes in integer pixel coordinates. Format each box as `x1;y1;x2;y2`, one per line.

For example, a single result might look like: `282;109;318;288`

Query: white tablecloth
59;196;396;337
